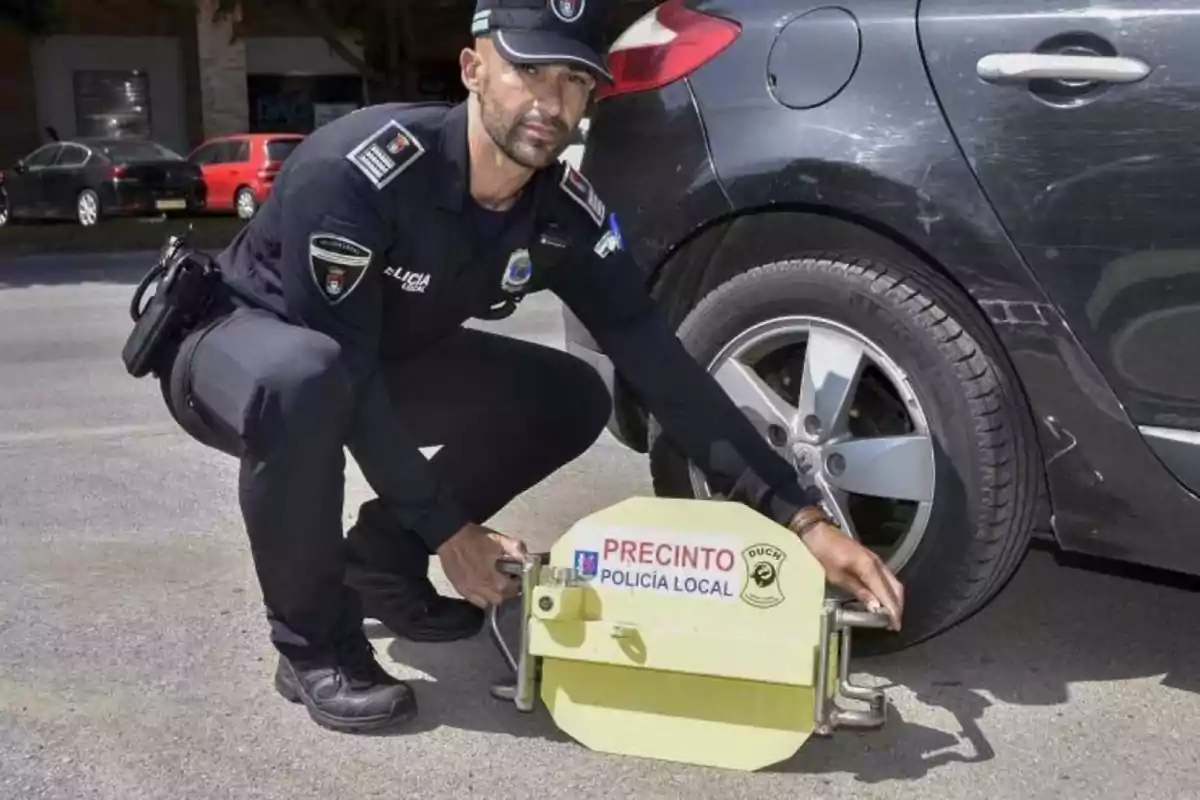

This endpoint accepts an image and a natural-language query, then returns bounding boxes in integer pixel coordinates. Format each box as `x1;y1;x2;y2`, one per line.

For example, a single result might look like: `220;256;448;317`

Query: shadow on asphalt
775;542;1200;781
371;602;574;745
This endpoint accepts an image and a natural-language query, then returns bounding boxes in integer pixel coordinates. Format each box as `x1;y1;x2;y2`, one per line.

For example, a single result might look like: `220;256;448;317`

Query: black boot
344;499;484;642
274;631;417;734
346;560;486;642
361;588;485;642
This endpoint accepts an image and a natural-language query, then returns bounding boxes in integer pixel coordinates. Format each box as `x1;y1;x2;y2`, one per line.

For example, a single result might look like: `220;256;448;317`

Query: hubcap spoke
797;327;866;442
713;357;798;438
817;476;860;542
823;434;935;502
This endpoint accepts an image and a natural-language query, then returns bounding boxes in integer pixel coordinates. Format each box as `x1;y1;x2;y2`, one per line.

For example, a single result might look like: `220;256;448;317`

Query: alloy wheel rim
78;192;98;226
237;191;255;219
690;315;936;574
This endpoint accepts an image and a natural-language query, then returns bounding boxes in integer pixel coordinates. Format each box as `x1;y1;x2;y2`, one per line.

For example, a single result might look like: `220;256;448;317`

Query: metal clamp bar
813;600;892;735
487;553;544;712
487;583;520;677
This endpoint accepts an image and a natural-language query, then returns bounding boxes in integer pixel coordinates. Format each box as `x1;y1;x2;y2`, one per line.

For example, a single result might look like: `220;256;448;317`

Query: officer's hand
436;523;528;609
794;513;905;631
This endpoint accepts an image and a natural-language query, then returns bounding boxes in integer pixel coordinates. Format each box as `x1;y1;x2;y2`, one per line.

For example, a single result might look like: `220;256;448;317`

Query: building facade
3;0;647;165
1;0;376;163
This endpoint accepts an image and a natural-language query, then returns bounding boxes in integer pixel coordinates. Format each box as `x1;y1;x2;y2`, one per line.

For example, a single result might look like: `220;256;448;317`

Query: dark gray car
569;0;1200;651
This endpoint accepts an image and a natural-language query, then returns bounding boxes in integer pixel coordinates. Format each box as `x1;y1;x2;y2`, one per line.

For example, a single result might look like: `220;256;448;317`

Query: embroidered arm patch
346;120;425;189
593;212;624;259
560;164;606;226
309;233;372;304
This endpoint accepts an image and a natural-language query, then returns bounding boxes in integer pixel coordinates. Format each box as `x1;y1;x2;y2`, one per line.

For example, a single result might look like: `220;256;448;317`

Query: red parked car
187;133;303;220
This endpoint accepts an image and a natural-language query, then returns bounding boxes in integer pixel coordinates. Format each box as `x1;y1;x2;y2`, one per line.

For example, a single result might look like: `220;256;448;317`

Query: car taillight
257;161;282;179
109;165;128;179
596;0;740;100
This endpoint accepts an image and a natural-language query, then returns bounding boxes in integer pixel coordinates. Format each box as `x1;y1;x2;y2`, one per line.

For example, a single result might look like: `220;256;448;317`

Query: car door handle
977;53;1151;84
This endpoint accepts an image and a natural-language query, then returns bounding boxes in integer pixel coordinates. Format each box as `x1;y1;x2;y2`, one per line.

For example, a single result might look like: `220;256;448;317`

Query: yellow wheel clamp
486;496;892;772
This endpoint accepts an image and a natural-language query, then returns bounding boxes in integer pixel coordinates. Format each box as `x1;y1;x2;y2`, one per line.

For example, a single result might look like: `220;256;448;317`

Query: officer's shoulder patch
346;119;425;189
559;164;606;227
309;232;372;304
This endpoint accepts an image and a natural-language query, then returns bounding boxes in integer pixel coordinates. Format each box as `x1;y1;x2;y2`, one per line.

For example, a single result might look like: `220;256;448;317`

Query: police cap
471;0;613;83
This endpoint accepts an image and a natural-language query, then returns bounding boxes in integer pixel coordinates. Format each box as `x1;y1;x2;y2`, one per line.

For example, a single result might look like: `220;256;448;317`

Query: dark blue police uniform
155;0;823;732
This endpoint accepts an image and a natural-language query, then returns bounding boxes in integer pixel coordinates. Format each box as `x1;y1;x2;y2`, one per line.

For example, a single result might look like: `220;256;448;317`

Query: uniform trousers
161;301;612;660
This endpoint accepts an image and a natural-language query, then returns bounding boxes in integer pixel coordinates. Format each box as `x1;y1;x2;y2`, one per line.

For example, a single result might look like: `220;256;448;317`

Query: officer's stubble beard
467;39;581;172
478;80;569;173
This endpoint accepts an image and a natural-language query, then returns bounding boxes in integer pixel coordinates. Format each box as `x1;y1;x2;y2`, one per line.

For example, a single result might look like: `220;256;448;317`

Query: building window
73;70;152;139
247;74;364;134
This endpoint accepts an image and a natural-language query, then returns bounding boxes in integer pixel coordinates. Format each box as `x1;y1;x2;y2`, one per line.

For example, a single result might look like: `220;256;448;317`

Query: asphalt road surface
2;251;1199;800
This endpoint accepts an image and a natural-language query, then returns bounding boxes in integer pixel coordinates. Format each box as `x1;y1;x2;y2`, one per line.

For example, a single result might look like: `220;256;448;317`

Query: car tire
647;254;1042;653
76;189;100;226
0;188;10;227
235;187;257;220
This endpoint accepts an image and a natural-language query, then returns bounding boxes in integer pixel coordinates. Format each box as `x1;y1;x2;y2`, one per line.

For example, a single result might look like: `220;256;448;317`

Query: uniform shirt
217;101;823;551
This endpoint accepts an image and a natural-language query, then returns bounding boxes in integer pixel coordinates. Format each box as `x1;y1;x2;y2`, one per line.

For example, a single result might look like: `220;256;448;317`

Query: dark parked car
0;138;206;227
568;0;1200;651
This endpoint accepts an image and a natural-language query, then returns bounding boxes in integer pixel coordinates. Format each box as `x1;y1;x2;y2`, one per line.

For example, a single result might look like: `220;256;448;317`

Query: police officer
158;0;904;734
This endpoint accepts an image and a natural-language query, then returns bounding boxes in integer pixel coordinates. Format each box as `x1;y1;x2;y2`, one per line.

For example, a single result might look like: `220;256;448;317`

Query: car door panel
228;139;254;204
4;167;36;217
189;142;217;209
212;141;241;209
198;143;224;210
205;142;229;209
9;144;60;216
41;144;88;218
918;1;1200;435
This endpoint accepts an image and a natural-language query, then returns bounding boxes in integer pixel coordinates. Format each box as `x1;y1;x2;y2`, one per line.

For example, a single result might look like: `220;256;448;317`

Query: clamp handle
487;553;545;712
488;556;525;674
495;556;525;578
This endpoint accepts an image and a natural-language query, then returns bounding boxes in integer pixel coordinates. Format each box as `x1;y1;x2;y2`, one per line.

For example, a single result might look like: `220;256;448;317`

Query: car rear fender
649;161;1050;329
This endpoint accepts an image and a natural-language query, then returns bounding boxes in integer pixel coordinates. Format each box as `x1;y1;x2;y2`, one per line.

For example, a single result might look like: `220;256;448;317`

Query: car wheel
235;187;257;220
647;255;1042;653
76;189;100;226
0;189;10;227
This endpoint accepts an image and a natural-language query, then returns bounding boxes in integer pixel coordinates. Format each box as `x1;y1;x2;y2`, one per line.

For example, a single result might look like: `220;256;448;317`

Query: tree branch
295;0;385;83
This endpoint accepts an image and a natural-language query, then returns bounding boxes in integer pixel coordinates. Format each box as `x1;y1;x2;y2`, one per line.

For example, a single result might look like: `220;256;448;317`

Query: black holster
121;236;224;379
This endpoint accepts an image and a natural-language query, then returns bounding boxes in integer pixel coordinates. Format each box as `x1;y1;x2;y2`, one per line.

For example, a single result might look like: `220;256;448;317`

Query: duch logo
740;543;787;609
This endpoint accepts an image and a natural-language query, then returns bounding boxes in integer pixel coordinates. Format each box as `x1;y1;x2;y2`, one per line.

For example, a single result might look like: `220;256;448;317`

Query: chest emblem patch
502;248;533;294
309;233;372;304
346;120;425;189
